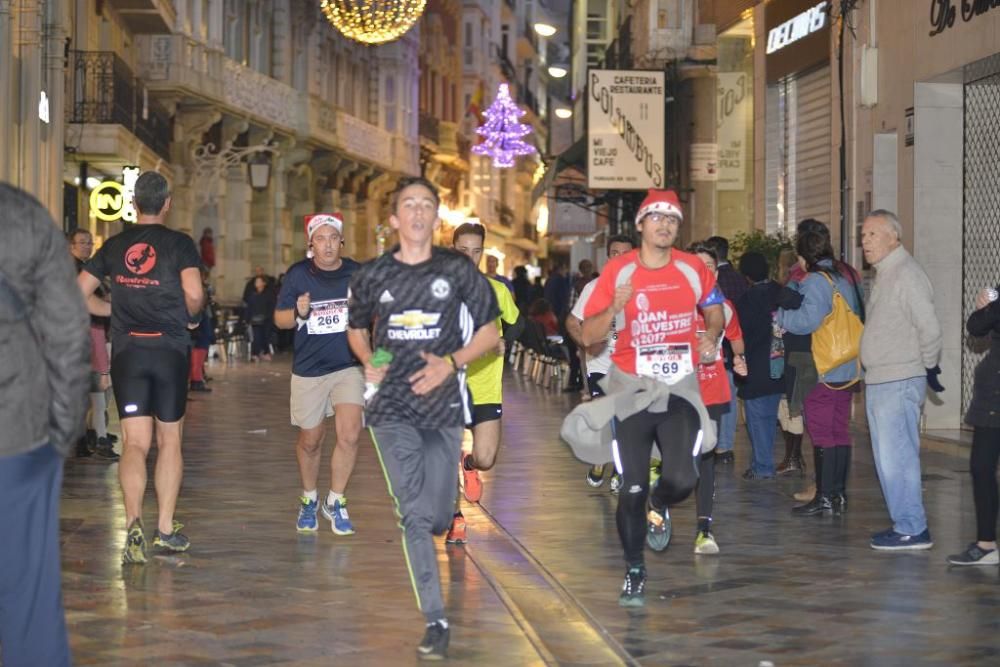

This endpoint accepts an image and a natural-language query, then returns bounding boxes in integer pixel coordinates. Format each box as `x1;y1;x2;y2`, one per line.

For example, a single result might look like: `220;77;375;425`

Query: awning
532;135;587;203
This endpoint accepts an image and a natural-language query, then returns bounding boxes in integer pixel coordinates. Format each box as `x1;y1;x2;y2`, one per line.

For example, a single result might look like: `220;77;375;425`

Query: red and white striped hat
636;189;683;224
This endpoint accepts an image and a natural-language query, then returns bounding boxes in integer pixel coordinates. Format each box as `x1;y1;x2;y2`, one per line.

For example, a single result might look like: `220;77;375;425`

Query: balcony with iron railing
493;43;516;82
67;50;172;160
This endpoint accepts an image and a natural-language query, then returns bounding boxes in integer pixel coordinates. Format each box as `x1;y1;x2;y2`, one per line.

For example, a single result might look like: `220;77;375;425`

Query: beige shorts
290;366;365;429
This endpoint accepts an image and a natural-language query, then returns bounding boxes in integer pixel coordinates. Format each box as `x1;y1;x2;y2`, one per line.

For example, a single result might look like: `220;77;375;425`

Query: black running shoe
91;437;120;461
417;621;449;661
619;566;646;607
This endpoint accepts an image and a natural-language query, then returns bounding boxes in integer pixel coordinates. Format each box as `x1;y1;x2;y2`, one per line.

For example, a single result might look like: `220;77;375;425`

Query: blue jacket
777;260;863;384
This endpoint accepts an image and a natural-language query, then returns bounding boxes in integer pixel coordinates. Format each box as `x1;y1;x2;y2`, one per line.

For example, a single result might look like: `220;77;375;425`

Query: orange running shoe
446;513;467;544
462;454;483;503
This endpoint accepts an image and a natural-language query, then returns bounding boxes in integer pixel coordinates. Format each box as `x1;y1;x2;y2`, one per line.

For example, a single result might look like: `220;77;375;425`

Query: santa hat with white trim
304;213;343;258
635;189;683;225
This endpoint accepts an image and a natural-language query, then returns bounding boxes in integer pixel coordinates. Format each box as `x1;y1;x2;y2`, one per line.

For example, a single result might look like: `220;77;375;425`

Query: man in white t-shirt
565;234;635;490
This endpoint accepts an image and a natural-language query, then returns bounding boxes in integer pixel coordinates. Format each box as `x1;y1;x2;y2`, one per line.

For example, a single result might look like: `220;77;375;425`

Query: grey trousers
369;423;462;623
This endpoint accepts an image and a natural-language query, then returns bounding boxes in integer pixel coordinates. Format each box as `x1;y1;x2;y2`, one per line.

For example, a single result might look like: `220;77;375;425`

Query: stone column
271;0;292;86
685;71;718;244
0;1;13;185
43;0;68;221
17;0;42;199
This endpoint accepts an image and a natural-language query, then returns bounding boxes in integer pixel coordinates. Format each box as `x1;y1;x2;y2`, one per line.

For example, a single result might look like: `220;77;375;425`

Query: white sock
327;490;344;506
303;489;318;503
90;392;108;439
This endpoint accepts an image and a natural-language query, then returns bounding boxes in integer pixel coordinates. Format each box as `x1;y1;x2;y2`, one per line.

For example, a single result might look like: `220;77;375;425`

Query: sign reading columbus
587;70;666;191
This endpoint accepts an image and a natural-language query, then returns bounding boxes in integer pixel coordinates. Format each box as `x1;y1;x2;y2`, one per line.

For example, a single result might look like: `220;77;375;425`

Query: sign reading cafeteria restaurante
587;69;666;191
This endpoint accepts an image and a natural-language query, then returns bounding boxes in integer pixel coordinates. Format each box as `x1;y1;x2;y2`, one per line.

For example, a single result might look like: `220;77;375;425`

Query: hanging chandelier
320;0;427;46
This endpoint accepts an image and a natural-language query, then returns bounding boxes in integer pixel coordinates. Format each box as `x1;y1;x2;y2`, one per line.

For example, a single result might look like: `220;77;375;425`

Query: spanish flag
466;81;485;122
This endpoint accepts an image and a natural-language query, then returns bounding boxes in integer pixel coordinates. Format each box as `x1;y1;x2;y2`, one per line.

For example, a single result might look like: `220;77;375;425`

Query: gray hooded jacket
0;184;90;458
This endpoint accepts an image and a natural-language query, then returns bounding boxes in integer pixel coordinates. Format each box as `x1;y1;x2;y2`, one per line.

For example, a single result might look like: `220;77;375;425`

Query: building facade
2;0;421;303
853;0;1000;429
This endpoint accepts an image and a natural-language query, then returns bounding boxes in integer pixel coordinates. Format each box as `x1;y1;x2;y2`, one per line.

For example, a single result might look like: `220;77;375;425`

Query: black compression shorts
470;403;502;427
110;338;190;422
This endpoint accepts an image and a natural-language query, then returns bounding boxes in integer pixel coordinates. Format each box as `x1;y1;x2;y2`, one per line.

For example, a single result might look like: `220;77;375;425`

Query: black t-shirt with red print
85;224;201;356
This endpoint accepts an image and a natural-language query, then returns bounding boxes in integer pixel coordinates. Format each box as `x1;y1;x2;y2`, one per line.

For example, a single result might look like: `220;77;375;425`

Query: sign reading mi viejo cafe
929;0;1000;37
765;0;832;83
89;166;141;223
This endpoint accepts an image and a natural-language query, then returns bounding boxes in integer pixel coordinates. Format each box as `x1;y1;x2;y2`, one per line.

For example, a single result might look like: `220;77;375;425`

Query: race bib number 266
307;299;347;335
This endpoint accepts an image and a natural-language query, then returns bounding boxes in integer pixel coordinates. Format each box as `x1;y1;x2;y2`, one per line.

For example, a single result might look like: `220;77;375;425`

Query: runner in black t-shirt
348;177;499;661
275;213;363;536
78;172;204;565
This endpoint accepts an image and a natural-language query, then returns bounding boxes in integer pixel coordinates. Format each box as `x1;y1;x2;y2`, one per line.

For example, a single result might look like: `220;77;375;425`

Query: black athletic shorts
469;403;502;427
110;337;190;422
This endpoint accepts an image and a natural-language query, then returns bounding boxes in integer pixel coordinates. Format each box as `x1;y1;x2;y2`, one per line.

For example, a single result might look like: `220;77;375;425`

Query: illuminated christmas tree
471;83;536;168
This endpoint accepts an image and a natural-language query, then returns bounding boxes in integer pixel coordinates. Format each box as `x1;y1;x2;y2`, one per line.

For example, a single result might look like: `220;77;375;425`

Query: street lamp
533;22;557;37
248;151;272;190
554;107;572;119
547;65;568;78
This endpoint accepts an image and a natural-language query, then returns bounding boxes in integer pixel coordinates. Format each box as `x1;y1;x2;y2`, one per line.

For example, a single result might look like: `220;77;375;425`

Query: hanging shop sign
716;72;750;191
587;69;666;191
690;144;719;182
89;166;141;223
930;0;1000;37
766;0;831;82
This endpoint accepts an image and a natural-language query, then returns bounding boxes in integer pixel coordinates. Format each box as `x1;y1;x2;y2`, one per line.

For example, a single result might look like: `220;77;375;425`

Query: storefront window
717;17;755;238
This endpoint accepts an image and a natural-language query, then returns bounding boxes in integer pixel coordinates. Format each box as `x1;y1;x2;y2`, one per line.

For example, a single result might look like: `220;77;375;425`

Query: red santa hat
304;213;344;258
636;189;683;225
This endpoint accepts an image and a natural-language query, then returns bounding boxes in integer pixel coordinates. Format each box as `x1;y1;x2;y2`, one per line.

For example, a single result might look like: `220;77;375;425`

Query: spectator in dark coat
246;276;276;361
512;266;533;312
948;285;1000;565
706;236;748;303
735;252;785;480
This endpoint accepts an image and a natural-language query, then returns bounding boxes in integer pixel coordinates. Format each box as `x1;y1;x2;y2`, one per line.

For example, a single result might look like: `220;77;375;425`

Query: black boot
831;446;851;515
777;432;804;476
792;448;831;515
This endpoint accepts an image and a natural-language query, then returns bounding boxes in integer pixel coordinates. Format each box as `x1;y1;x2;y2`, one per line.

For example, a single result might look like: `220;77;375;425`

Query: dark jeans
971;426;1000;542
0;444;71;667
250;323;270;357
613;398;701;567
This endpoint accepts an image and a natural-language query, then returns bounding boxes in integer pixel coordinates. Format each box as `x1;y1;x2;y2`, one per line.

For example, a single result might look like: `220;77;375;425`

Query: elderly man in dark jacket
0;183;90;667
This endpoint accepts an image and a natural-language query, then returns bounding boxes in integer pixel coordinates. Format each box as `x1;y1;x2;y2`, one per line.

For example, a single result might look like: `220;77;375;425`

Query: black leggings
695;412;726;521
614;397;701;567
970;426;1000;542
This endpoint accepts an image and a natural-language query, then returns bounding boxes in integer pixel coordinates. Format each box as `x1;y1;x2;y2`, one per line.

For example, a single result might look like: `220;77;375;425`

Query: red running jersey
583;249;722;383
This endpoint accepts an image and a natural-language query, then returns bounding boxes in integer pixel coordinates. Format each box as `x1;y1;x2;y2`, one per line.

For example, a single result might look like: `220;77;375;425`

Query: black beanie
739;252;769;282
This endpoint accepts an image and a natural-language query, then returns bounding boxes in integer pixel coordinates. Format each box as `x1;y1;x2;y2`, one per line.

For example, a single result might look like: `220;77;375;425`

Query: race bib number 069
307;298;347;335
636;343;693;385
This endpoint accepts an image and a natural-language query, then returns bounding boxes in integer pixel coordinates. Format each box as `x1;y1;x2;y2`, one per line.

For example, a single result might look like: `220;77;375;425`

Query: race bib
307;298;348;335
636;343;693;385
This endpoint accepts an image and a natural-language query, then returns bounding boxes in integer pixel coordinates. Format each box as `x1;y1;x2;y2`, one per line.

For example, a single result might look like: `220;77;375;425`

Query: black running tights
970;426;1000;542
613;397;701;567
